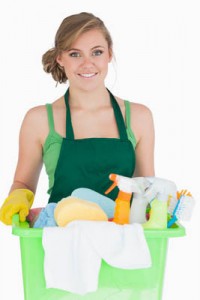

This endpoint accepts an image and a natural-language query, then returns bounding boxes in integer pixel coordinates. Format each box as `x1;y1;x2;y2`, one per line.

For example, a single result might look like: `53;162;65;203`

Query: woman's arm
130;103;155;177
9;106;46;194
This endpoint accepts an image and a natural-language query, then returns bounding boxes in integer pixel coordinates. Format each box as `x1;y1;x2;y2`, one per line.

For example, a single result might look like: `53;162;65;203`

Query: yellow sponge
54;196;108;227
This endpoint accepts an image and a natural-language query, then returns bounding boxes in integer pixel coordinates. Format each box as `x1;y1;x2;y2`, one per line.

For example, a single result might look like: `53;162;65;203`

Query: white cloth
42;221;151;295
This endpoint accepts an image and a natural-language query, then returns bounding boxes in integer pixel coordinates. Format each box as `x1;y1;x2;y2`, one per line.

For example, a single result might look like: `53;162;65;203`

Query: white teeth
80;73;96;78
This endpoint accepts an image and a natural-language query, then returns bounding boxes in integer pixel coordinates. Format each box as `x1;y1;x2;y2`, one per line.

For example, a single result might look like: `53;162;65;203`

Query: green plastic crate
12;215;185;300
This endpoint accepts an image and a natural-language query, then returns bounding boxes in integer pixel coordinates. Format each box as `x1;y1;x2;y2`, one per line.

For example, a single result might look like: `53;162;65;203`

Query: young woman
0;12;155;225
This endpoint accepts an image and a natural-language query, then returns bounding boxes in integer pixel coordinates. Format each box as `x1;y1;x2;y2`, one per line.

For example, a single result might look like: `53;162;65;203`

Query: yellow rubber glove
0;189;34;225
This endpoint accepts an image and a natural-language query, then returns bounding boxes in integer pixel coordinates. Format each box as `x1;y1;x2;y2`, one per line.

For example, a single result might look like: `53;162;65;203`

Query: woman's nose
81;55;94;66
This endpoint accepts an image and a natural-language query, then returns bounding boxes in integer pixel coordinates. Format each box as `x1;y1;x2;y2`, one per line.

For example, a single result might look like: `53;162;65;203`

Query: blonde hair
42;12;113;84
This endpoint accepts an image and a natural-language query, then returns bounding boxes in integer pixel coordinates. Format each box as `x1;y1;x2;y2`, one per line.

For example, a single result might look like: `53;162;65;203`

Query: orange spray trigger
105;174;117;194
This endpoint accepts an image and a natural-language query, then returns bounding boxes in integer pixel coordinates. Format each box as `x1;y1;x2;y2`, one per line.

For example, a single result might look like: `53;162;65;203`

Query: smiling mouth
78;73;97;78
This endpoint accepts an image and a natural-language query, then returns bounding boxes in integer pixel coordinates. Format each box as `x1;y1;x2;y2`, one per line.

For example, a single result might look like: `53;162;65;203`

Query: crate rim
11;214;186;239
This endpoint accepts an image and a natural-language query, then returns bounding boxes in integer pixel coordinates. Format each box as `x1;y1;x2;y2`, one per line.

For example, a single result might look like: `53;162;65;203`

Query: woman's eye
92;50;103;56
69;52;81;57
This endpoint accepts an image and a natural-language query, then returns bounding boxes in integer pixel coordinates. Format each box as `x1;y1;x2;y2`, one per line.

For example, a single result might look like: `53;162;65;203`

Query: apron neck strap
64;89;74;139
64;88;128;140
107;89;128;140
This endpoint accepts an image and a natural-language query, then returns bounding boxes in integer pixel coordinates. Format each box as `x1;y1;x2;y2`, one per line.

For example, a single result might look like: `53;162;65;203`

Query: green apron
48;89;136;203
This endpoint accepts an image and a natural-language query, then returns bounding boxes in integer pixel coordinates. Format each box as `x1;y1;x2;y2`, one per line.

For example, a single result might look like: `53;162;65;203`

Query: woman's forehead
70;29;108;49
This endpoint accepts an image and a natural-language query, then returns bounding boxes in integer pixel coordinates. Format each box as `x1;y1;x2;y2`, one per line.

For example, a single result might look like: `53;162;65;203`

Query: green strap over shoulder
124;100;137;149
45;104;55;133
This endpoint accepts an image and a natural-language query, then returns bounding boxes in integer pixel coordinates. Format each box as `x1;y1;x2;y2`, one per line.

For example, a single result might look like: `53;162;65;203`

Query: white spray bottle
129;178;151;224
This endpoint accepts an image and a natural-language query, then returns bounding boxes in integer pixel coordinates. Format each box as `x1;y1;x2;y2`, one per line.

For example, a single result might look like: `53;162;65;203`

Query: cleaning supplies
33;203;57;228
143;198;168;229
0;189;34;225
105;174;145;225
130;193;149;224
142;177;177;229
54;196;108;227
42;220;151;295
167;190;195;228
71;188;115;219
130;178;151;224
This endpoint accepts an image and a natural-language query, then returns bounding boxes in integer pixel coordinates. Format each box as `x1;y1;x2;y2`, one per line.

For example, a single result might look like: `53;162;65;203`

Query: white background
0;1;200;299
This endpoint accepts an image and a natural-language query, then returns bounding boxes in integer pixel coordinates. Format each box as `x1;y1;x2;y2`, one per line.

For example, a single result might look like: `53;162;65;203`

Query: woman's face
57;29;112;91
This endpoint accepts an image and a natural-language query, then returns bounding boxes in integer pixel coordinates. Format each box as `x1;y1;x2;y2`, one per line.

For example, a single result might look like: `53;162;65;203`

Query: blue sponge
33;203;57;228
71;188;115;219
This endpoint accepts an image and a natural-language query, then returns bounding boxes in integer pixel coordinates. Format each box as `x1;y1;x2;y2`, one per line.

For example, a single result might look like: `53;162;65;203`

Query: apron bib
48;89;135;203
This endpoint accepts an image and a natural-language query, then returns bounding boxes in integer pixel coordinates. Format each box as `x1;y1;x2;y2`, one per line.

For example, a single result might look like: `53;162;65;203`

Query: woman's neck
68;86;111;110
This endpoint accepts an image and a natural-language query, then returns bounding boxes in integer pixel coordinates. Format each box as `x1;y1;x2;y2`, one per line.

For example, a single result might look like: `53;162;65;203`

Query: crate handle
12;214;29;228
12;214;20;227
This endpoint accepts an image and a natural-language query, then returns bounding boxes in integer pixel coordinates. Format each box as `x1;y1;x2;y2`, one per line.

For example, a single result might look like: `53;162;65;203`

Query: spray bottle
105;174;145;224
142;177;177;229
130;192;149;224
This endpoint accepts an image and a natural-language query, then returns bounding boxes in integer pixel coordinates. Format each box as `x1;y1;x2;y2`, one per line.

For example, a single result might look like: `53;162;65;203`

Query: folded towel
34;203;57;228
42;221;151;295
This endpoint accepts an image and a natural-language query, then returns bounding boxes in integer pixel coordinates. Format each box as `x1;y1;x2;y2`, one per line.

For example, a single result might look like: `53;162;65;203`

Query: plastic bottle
105;174;144;225
130;193;149;224
142;177;177;229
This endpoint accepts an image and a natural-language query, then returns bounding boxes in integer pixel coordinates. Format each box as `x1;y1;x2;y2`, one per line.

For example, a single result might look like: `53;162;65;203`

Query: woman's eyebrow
67;48;80;52
67;45;105;52
91;45;105;49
